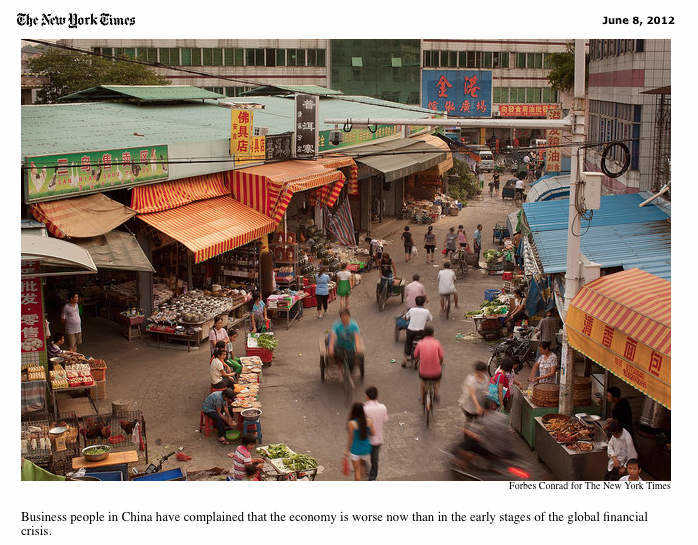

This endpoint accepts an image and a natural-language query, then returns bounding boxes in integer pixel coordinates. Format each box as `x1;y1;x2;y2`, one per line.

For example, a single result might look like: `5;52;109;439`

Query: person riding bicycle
413;325;443;405
329;309;363;374
402;295;432;367
437;261;458;312
444;227;458;260
379;252;397;297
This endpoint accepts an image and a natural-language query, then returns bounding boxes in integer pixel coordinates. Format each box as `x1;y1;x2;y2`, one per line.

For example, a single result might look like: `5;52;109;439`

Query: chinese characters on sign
545;107;563;172
21;263;46;364
294;94;319;158
25;146;169;203
265;133;293;161
498;104;558;118
421;70;493;118
318;125;401;151
230;109;255;165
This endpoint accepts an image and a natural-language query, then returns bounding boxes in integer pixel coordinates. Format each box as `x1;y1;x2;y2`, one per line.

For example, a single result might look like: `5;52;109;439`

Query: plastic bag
411;246;418;256
342;456;351;476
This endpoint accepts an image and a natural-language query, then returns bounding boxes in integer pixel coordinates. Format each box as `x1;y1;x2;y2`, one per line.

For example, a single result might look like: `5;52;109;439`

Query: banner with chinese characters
421;70;492;118
545;107;563;172
251;136;266;162
230;109;255;165
295;94;319;158
25;145;169;203
318;125;402;152
21;262;47;366
498;104;559;118
566;305;670;410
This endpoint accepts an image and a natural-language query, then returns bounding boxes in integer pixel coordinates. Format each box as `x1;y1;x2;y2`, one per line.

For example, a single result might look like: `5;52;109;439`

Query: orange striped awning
130;173;228;214
31;193;136;239
229;160;345;224
137;196;275;264
565;268;670;409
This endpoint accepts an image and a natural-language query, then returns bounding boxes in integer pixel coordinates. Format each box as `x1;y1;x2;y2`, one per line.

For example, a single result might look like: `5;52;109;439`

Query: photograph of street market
20;38;670;481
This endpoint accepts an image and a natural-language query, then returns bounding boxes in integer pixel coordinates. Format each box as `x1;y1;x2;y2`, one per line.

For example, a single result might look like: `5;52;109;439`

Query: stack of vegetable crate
246;333;276;364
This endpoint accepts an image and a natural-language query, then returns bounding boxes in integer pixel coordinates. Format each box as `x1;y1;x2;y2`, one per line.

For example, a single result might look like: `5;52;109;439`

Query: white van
478;150;494;171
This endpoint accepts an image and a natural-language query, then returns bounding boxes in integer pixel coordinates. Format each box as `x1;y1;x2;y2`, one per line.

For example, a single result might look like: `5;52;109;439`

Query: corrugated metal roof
240;84;343;96
523;193;669;232
22;96;435;157
58;85;224;102
531;221;671;280
526;175;570;203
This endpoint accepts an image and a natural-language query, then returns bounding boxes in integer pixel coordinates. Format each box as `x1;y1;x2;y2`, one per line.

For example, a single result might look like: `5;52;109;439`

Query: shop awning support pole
559;39;587;415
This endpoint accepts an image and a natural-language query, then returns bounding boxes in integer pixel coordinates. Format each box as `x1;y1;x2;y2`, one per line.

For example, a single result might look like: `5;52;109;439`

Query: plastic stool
242;417;262;443
209;386;226;394
199;412;215;437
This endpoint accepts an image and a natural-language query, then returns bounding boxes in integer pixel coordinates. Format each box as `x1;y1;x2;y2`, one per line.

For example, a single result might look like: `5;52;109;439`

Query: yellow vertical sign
230;109;254;165
251;135;266;162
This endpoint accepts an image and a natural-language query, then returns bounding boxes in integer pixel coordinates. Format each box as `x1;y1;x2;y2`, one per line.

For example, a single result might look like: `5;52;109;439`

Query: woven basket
573;377;592;405
532;383;560;407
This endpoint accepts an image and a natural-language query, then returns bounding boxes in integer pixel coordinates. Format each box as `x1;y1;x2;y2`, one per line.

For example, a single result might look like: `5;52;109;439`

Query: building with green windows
329;40;421;104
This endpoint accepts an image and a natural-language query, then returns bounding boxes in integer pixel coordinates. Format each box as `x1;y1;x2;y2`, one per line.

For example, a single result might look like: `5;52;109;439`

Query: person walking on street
424;226;437;264
336;263;352;310
401;225;414;262
61;293;82;351
363;387;388;480
457;225;468;249
493;172;500;196
473;225;482;268
458;361;489;422
315;267;330;319
488;176;496;197
345;403;374;481
444;227;458;260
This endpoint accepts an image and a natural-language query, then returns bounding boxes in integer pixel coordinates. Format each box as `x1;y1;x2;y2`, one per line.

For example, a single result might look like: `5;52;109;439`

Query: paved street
79;184;552;480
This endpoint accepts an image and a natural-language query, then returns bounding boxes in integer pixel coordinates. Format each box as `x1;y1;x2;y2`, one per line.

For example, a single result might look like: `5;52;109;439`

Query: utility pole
558;39;587;415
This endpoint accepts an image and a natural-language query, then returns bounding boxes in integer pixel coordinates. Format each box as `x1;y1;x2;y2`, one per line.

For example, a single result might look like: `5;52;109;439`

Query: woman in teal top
344;403;374;480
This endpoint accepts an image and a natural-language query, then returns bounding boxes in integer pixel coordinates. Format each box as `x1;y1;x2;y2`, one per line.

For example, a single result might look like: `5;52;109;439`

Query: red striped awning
137;196;275;264
130;172;228;214
565;268;670;409
228;160;345;224
31;193;136;239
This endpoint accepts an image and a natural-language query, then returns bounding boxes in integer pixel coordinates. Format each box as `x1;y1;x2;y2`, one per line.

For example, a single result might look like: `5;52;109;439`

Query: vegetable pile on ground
483;249;502;263
282;453;318;471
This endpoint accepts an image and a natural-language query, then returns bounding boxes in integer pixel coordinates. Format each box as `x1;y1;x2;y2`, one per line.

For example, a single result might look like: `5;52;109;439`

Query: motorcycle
443;441;532;481
487;326;537;376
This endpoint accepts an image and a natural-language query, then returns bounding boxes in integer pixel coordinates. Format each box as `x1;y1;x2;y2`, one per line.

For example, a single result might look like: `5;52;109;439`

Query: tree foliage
28;50;169;104
447;158;481;202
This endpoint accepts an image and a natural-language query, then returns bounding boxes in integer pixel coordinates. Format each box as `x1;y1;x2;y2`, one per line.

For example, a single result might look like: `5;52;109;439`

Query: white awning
21;232;97;277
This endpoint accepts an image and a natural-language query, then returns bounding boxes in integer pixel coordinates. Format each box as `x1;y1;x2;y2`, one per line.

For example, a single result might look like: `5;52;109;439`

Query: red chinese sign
21;263;45;356
499;104;558;118
545;107;563;172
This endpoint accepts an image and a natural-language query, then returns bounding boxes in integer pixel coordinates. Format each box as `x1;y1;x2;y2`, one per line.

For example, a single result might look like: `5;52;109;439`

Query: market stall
256;443;319;481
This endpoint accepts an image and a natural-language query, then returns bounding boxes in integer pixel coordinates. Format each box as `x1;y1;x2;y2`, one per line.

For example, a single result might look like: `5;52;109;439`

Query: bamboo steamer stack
573;376;592;406
532;383;560;407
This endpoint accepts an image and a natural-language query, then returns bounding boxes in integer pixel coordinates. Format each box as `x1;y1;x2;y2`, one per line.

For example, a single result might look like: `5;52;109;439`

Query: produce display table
510;385;600;449
533;417;608;480
72;450;139;480
120;315;144;342
267;294;306;329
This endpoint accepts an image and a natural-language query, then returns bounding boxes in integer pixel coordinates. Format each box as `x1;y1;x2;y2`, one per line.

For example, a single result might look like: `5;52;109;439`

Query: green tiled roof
22;95;434;157
58;85;224;103
240;84;343;97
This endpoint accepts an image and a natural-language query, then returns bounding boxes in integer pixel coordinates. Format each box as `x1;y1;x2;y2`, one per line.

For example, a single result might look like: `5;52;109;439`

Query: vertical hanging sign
230;109;255;165
21;261;46;365
294;94;319;159
545;107;563;173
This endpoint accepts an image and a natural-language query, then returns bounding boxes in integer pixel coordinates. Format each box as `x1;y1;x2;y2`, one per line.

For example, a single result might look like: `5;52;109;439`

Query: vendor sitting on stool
202;387;236;444
504;288;527;333
210;347;236;389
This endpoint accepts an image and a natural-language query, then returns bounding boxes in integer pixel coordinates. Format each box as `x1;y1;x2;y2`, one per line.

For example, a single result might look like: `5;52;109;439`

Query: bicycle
513;188;524;206
440;293;452;320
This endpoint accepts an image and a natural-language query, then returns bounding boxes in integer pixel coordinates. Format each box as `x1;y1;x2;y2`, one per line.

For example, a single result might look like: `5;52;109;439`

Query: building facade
57;39;330;97
586;39;671;194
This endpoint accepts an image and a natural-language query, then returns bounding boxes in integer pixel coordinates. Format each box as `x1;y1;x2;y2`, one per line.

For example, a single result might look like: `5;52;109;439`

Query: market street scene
20;38;670;482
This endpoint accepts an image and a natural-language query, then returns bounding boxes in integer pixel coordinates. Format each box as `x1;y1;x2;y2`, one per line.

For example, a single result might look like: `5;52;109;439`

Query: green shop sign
24;145;169;203
318;125;402;152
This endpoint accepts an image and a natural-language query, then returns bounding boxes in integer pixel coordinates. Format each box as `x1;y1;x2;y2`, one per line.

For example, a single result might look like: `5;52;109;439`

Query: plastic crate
303;295;317;308
132;468;186;481
246;346;273;364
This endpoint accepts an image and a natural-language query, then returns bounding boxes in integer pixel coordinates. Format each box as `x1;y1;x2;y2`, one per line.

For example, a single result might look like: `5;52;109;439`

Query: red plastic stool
209;386;226;394
199;412;215;437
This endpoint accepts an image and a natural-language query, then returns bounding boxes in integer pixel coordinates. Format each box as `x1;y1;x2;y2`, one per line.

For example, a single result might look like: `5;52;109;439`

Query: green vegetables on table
256;333;278;350
282;453;318;471
84;446;109;455
259;443;293;458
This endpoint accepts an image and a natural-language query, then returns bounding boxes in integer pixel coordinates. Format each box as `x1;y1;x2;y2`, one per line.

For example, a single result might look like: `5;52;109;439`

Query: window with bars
102;47;113;57
589;100;641;169
516;53;526;68
526;88;542;103
482;51;493;68
136;48;157;63
541;87;558;102
265;48;276;67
